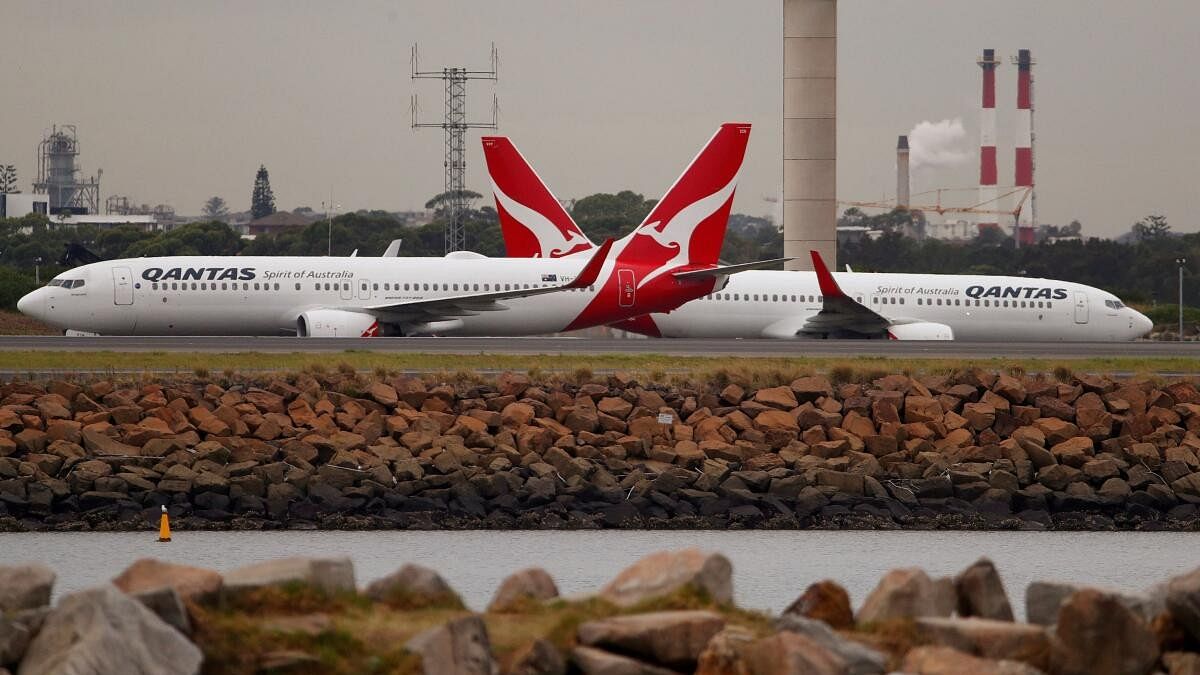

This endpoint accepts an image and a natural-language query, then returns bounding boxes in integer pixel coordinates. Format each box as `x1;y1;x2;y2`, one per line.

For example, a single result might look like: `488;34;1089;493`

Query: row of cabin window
152;281;289;291
910;297;1054;309
363;281;595;292
148;281;596;293
705;293;827;303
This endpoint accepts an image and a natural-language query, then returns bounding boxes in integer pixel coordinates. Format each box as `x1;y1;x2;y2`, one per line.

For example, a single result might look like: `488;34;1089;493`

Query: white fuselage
17;255;619;336
648;270;1152;341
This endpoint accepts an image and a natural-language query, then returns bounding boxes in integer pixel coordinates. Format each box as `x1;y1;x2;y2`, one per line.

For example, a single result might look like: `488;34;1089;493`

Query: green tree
202;196;229;220
250;166;276;220
570;191;656;242
1131;214;1170;241
124;222;243;257
0;166;18;193
424;190;482;216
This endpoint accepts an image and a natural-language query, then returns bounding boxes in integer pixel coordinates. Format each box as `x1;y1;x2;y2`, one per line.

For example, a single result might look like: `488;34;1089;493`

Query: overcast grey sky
1;1;1196;238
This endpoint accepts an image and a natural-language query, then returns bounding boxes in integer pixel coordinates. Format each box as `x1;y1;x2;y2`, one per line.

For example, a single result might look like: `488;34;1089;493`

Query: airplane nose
17;289;40;319
1133;310;1153;338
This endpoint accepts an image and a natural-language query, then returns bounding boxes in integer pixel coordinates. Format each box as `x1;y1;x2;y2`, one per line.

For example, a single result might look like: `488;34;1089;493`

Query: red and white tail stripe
621;123;750;288
482;137;593;258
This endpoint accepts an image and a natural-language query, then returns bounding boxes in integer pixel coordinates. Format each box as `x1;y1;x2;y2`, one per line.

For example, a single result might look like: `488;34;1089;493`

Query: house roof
248;211;317;228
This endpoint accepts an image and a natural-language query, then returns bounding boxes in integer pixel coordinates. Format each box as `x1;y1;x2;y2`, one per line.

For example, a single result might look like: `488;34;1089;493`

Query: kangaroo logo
633;170;740;289
491;180;590;258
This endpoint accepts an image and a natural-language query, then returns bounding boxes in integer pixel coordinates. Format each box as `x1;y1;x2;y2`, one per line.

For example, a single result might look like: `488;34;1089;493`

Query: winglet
810;250;847;299
567;238;613;289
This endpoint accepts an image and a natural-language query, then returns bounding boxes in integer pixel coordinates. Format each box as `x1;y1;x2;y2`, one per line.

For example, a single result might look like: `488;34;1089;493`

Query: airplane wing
359;238;613;322
798;250;892;335
671;257;794;281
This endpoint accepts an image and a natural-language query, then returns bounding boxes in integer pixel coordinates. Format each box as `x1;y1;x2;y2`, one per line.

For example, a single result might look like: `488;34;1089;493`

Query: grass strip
0;350;1196;381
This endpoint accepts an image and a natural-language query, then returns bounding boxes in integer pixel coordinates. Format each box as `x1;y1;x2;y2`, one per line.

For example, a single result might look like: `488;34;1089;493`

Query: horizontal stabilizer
672;257;794;281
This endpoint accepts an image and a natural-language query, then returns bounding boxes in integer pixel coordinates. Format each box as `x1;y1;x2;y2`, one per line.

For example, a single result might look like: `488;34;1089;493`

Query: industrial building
0;193;49;219
32;125;101;216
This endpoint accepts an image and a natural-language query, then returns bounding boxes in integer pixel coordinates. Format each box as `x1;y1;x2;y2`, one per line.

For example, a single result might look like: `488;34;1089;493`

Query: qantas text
965;285;1068;300
141;267;257;282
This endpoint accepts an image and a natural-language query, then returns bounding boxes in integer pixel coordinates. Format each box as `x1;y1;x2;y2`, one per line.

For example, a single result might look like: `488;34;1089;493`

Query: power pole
412;44;498;253
1178;257;1187;340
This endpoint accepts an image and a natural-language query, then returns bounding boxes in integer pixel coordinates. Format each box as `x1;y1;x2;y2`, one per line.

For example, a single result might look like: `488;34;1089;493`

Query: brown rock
782;580;853;630
902;646;1045;675
1166;567;1200;642
916;617;1051;669
753;386;798;410
1050;437;1094;468
857;568;954;623
366;382;399;407
599;549;731;608
571;646;675;675
994;374;1027;404
1051;589;1159;675
1032;418;1080;446
406;615;498;675
0;564;55;613
502;403;536;427
488;568;559;612
696;627;754;675
790;376;833;402
905;396;944;424
365;563;463;609
111;558;222;602
753;409;798;431
577;610;725;671
742;631;849;675
955;558;1014;621
720;384;745;405
80;428;140;457
506;639;566;675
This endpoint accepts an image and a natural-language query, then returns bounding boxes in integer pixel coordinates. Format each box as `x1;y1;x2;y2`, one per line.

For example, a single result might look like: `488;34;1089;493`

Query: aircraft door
359;279;371;300
340;281;353;301
618;269;635;308
112;267;134;305
1074;291;1089;324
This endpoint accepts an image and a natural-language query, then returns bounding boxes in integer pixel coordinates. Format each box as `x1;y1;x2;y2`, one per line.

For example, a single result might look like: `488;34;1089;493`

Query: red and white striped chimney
1015;49;1034;208
977;49;1000;233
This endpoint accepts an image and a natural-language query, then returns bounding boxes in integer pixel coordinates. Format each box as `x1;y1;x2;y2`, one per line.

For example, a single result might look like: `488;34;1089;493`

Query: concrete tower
977;49;1000;233
896;135;910;209
783;0;837;271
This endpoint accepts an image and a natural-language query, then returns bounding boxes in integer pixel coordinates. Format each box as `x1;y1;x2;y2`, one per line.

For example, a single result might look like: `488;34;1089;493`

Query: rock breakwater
3;549;1200;674
1;369;1199;531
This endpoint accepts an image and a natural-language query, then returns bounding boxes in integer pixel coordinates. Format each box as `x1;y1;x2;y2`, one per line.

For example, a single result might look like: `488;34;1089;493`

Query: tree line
0;196;1193;319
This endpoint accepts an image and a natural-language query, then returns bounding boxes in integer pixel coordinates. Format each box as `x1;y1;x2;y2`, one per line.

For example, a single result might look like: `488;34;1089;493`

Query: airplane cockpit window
1104;299;1125;309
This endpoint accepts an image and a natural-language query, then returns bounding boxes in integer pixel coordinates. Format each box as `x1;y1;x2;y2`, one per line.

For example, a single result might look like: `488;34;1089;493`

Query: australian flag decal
541;274;558;282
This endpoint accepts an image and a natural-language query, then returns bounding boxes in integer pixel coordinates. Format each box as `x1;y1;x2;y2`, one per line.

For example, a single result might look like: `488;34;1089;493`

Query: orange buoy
158;505;172;542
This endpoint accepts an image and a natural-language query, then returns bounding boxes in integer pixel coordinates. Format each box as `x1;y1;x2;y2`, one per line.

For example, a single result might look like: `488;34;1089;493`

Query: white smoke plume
908;118;971;170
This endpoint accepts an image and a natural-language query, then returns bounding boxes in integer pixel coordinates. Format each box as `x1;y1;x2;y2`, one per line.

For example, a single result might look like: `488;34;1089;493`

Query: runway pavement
0;335;1197;359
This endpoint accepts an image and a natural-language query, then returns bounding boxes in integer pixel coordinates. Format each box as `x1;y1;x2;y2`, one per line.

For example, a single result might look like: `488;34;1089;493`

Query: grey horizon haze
1;1;1196;238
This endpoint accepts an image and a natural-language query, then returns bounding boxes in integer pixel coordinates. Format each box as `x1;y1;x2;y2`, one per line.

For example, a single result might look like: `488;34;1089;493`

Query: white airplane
481;137;1154;342
18;123;781;337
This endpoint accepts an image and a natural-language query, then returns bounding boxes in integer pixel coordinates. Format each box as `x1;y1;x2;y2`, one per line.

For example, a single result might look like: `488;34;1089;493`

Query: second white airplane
481;136;1153;341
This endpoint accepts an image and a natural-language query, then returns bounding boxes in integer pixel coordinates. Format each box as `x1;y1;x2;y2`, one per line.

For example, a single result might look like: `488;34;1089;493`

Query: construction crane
839;185;1033;219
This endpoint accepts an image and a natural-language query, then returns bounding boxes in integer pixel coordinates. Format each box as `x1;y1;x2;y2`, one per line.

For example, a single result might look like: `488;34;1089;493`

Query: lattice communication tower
411;44;498;253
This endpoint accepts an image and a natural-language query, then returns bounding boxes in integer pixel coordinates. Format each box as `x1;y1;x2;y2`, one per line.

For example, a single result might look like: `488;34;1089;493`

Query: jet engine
887;322;954;340
296;310;381;337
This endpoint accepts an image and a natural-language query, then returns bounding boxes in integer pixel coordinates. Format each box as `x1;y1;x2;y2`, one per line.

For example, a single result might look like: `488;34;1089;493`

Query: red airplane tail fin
618;123;751;283
481;136;595;258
